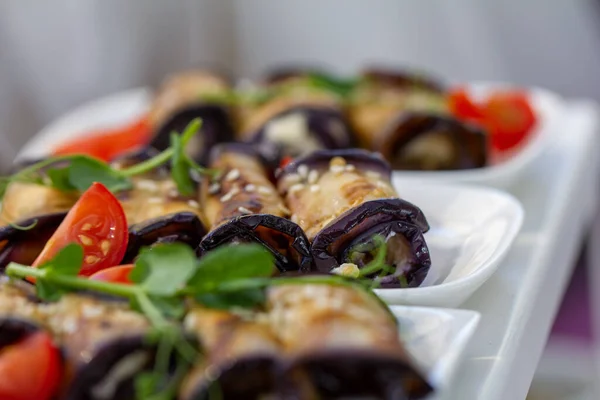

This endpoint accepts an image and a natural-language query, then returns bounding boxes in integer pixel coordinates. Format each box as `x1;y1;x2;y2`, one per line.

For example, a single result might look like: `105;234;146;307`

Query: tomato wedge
448;88;483;122
52;116;151;161
33;182;128;276
89;264;134;284
0;332;62;400
279;156;294;169
482;91;537;151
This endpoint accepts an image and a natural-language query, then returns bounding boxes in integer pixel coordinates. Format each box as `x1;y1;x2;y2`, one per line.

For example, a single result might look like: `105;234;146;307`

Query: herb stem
135;291;169;328
6;263;138;298
120;149;174;177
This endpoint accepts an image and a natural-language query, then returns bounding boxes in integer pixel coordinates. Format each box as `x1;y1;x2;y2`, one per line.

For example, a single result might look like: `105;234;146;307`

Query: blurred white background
2;0;600;166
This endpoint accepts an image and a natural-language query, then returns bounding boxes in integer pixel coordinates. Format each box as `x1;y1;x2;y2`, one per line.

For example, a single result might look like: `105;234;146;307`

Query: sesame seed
291;214;299;223
168;189;179;197
307;170;319;184
330;156;347;167
208;183;221;194
136;179;159;191
365;171;381;179
345;164;356;172
245;184;256;192
148;197;163;204
257;186;273;195
220;186;240;202
285;173;301;184
289;183;305;194
78;235;93;246
100;240;110;255
225;169;240;182
297;164;309;179
82;304;103;318
238;206;253;215
330;165;345;174
187;200;200;208
310;185;320;192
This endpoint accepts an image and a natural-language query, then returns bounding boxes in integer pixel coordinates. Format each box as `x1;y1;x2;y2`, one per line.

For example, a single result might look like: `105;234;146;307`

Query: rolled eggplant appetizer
277;149;431;287
199;144;312;272
148;70;235;164
267;284;433;399
240;75;354;157
0;212;66;270
1;181;77;223
180;307;284;400
376;113;487;170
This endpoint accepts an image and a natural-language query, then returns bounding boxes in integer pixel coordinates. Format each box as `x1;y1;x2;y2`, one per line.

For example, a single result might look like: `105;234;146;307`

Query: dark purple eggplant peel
377;113;487;171
151;104;235;165
199;214;312;273
249;106;355;157
362;67;445;93
0;212;67;270
312;198;431;288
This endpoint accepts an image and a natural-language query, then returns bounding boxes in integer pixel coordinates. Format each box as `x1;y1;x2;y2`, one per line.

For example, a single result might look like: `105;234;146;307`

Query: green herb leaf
188;244;275;292
46;167;76;191
130;243;198;296
41;243;84;276
67;157;131;192
36;280;68;302
149;295;187;320
196;288;266;310
170;133;195;196
307;73;358;98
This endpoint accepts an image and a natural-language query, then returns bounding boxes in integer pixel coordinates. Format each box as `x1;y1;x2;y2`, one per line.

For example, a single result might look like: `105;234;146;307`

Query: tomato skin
279;156;294;169
33;182;128;276
52;116;151;161
89;264;134;284
448;88;483;122
0;332;62;400
482;91;537;151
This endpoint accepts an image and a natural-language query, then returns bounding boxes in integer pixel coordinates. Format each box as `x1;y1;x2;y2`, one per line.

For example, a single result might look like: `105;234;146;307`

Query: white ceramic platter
391;306;480;398
376;179;524;307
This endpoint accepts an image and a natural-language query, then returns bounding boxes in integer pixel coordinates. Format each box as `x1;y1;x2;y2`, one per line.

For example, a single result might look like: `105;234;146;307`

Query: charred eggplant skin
361;67;445;93
123;212;207;263
199;214;313;273
151;104;235;165
311;199;431;288
378;113;488;170
0;318;42;348
0;212;67;270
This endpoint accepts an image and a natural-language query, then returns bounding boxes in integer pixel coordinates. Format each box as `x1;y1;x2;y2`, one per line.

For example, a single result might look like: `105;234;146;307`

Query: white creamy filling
264;112;322;154
91;351;150;400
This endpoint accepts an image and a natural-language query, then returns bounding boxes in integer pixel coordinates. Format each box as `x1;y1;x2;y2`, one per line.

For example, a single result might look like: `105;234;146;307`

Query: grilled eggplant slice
1;182;77;224
376;113;488;170
200;144;312;272
278;149;431;287
0;212;66;270
268;284;433;399
123;212;207;263
180;307;283;400
148;70;235;164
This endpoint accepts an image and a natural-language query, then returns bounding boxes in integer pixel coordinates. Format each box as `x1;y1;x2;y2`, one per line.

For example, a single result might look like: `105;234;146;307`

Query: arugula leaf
187;244;275;292
67;157;132;192
41;243;84;276
195;288;266;310
130;243;197;296
170;133;195;196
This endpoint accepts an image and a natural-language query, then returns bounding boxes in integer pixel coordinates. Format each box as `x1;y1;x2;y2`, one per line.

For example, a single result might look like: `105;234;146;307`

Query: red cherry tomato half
52;116;151;162
482;91;537;151
33;182;128;276
0;332;62;400
89;264;134;284
448;88;484;122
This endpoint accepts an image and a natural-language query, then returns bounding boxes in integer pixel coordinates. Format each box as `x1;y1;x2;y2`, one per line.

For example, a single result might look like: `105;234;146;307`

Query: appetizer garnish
278;149;431;287
2;239;431;399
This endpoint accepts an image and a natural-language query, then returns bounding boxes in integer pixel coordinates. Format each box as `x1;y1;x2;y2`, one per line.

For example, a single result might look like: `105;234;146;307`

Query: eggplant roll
376;113;487;170
277;149;431;287
148;70;235;164
199;144;312;272
181;307;284;400
348;69;449;152
1;181;77;223
122;211;207;263
0;212;66;270
268;284;432;399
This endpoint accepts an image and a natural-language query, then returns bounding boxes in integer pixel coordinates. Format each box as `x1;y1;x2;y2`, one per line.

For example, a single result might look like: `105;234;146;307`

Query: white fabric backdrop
1;0;600;169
